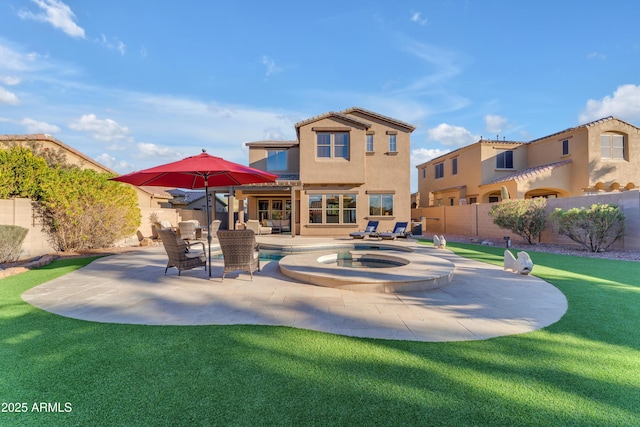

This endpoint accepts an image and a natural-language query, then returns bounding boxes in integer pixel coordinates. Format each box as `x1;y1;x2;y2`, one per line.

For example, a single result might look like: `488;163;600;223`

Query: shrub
0;225;29;263
550;203;625;252
489;198;547;244
34;168;140;252
0;146;49;199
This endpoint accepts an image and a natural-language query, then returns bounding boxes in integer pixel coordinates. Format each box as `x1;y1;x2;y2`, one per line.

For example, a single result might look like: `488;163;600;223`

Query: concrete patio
21;236;568;342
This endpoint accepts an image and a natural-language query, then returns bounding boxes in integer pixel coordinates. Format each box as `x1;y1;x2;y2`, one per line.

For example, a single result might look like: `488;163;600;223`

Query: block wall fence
412;190;640;251
0;198;205;259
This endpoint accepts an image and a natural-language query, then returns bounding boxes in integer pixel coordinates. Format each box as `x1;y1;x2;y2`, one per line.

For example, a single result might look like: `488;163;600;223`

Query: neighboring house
416;116;640;206
0;134;171;209
166;189;228;212
239;107;416;236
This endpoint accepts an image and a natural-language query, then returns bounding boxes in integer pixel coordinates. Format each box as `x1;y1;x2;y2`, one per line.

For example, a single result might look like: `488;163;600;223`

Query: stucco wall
0;198;184;259
412;190;640;250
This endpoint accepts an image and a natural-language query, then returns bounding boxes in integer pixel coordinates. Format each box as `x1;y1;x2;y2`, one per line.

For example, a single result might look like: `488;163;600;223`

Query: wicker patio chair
157;229;206;276
216;229;260;281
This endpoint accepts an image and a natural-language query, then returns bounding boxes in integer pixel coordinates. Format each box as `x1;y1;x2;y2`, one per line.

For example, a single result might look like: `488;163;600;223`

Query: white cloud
136;142;182;158
97;34;126;55
261;55;282;77
20;117;60;133
579;84;640;123
411;147;451;167
95;153;133;171
18;0;85;38
0;86;19;104
262;127;288;140
410;11;428;26
1;76;21;85
427;123;479;147
69;114;130;141
484;114;508;134
587;51;606;60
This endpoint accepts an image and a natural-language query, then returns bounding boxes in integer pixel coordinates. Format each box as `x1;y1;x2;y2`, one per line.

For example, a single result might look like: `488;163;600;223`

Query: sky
1;0;640;192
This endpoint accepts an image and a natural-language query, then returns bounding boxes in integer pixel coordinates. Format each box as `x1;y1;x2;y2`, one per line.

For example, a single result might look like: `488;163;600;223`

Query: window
449;198;455;206
258;198;290;221
422;168;426;179
308;195;322;223
343;194;357;223
266;149;287;171
308;194;356;224
317;132;350;159
258;200;270;222
469;197;477;204
369;194;393;216
389;134;397;152
601;134;626;159
562;139;569;156
435;162;444;179
489;195;500;203
452;158;458;175
496;150;514;169
366;134;374;152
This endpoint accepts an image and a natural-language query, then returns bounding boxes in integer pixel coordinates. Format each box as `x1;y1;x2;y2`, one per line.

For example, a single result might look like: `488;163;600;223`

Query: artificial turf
0;246;639;426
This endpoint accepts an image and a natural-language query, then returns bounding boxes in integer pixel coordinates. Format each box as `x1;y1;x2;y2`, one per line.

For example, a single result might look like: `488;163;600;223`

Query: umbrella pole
205;179;212;277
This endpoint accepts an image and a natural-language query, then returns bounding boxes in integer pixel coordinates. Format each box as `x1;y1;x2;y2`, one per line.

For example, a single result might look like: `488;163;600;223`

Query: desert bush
0;146;49;199
550;203;625;252
489;198;547;244
34;168;140;252
0;225;29;263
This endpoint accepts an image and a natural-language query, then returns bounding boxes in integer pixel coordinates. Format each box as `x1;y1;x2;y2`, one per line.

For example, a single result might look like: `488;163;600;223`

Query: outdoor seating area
379;221;410;240
21;235;567;341
157;229;207;275
245;219;272;235
216;229;260;281
350;220;379;239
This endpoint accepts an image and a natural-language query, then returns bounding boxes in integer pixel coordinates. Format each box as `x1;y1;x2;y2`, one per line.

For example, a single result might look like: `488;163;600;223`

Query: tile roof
244;140;298;147
481;159;572;186
529;116;640;143
167;189;228;206
0;133;116;174
294;111;372;129
341;107;416;131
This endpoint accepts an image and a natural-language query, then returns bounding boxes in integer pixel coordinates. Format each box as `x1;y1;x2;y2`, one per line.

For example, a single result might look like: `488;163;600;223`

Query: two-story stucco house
238;107;416;236
416;116;640;206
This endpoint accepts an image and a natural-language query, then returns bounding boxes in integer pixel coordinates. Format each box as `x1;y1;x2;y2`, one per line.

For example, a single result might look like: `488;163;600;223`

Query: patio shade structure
110;150;278;276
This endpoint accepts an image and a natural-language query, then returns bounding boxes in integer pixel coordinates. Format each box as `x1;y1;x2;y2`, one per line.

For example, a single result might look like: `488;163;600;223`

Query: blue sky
1;0;640;192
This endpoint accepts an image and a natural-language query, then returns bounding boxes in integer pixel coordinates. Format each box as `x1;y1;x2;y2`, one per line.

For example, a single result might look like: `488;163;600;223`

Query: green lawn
1;244;639;426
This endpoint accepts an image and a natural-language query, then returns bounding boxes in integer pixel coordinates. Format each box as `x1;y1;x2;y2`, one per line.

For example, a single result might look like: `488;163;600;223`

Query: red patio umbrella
111;150;278;276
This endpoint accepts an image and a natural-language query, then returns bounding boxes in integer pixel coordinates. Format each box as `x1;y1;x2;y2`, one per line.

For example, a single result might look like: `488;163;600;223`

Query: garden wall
412;190;640;250
0;198;182;259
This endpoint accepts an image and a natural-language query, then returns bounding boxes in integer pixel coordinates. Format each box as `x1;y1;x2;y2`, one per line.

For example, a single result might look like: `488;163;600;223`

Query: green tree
0;146;49;199
35;168;140;252
489;198;547;244
550;203;625;252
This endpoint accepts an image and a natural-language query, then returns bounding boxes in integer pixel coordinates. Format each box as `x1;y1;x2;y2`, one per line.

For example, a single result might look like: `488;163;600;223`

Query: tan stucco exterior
417;117;640;206
241;107;415;236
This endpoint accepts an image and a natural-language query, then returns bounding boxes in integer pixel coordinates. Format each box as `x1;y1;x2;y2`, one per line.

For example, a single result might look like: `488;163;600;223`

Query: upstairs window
452;157;458;175
496;150;514;169
435;162;444;179
317;132;350;159
389;134;397;152
601;133;626;159
366;134;374;152
266;149;287;171
562;139;570;155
